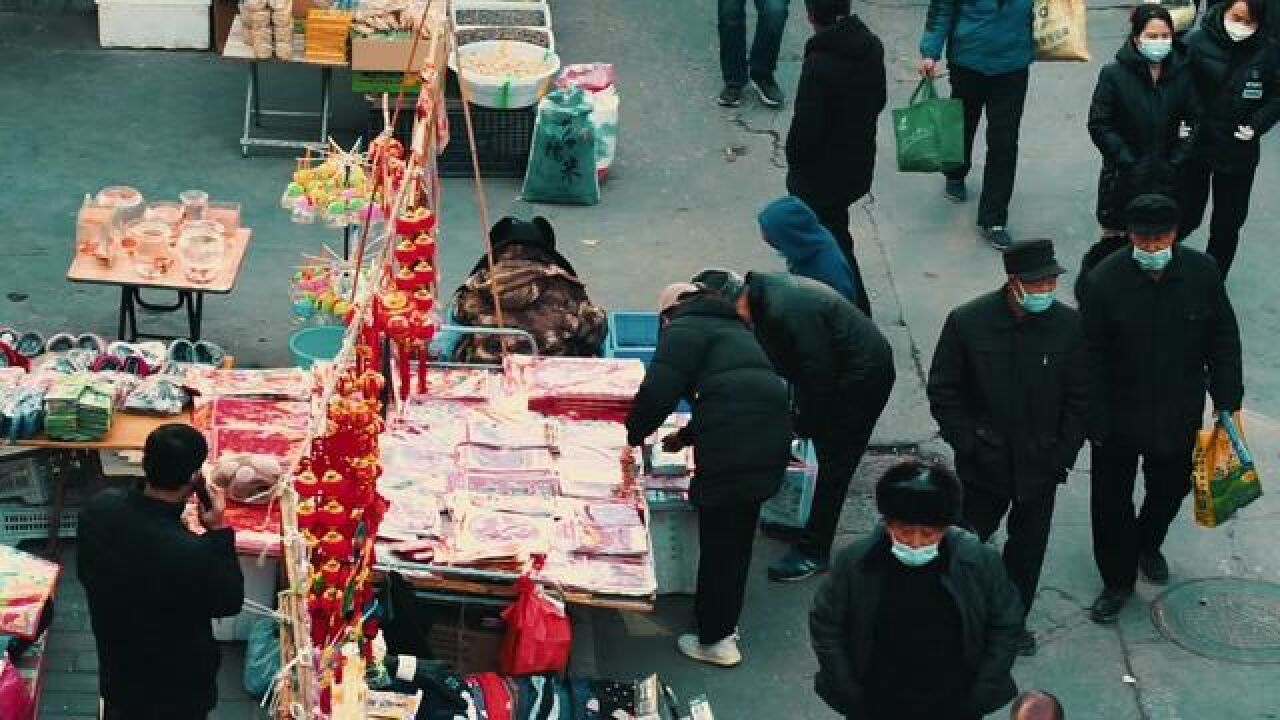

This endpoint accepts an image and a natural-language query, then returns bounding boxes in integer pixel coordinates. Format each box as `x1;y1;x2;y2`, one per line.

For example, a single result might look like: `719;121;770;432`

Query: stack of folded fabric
43;375;115;441
77;380;114;439
505;356;645;421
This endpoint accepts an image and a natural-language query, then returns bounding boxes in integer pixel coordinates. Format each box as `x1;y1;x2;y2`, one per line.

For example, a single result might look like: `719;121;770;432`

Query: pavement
3;0;1280;718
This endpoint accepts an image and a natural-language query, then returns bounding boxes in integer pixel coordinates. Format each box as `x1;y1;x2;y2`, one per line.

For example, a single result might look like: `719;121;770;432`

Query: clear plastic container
180;190;209;221
129;221;173;278
178;221;226;284
96;186;145;226
76;195;120;256
206;201;242;236
145;201;184;240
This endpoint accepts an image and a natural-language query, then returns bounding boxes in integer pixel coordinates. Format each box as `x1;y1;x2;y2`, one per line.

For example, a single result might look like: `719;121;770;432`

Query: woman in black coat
1082;5;1200;282
624;283;791;669
1179;0;1280;276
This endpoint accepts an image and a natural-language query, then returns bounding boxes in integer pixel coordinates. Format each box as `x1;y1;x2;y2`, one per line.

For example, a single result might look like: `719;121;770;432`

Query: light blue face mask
1014;280;1055;314
1138;38;1172;63
1133;246;1173;272
891;539;940;567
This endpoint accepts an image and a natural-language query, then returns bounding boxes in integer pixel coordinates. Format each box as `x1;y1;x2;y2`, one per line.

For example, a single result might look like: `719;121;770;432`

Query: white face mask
1225;18;1258;42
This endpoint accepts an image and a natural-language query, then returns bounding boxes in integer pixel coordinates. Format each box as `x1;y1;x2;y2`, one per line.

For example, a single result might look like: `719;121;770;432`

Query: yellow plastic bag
1192;411;1263;527
1033;0;1090;62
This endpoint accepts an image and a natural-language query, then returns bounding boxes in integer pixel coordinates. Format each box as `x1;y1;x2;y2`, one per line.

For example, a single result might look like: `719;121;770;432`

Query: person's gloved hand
1234;125;1256;141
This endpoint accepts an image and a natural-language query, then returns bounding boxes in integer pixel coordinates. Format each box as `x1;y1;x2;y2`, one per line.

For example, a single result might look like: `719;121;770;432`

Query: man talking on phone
79;423;245;719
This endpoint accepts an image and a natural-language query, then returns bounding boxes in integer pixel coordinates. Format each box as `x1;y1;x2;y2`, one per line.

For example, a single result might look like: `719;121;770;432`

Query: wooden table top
67;228;251;295
19;412;193;451
222;15;350;67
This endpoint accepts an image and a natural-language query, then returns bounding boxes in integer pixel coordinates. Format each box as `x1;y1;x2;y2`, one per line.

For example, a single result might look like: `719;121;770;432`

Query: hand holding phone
192;473;226;531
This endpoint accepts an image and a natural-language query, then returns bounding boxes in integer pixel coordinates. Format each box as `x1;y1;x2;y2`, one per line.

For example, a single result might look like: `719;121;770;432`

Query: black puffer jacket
1079;245;1243;453
786;14;887;207
625;294;791;507
810;526;1024;718
1087;41;1200;228
1186;4;1280;173
927;289;1090;502
744;272;895;438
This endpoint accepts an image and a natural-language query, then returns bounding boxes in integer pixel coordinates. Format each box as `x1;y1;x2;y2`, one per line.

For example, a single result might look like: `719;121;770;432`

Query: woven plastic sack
1192;412;1263;528
521;87;601;205
1034;0;1090;62
892;78;965;173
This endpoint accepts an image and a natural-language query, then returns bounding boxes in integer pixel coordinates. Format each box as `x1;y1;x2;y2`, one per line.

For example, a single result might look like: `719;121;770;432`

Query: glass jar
180;190;209;221
129;221;173;278
76;198;119;256
178;221;226;284
96;186;145;226
145;201;184;239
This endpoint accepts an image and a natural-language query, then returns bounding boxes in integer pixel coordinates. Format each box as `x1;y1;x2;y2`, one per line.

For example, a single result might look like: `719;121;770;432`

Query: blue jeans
717;0;789;87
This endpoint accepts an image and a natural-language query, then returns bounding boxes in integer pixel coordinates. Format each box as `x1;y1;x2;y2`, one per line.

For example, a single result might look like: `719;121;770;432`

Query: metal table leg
241;63;256;158
320;67;332;145
186;292;205;342
117;286;129;340
252;62;262;128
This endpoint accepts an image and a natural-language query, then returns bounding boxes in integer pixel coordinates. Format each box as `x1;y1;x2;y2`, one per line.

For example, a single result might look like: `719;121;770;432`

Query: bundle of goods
555;63;619;182
0;370;47;442
521;86;599;204
375;373;658;598
305;8;353;63
281;150;378;228
43;375;114;442
351;0;431;38
76;186;242;284
0;543;59;640
504;355;645;421
290;259;376;326
240;0;295;60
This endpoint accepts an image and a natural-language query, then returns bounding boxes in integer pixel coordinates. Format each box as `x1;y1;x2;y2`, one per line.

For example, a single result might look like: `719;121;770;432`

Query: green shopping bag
893;78;965;173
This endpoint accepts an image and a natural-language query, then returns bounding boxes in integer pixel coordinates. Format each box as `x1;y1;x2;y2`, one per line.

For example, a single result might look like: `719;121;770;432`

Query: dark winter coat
927;289;1090;502
744;272;895;439
1079;245;1243;454
919;0;1034;76
78;486;245;717
810;525;1024;718
1185;4;1280;173
759;195;860;304
625;295;791;507
1087;41;1200;228
786;15;887;208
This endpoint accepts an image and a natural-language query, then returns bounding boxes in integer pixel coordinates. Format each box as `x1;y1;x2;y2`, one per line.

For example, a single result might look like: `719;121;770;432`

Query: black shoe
1089;588;1132;624
750;75;785;108
983;225;1013;251
768;549;829;583
1015;629;1037;657
1139;550;1170;585
944;178;967;203
717;85;744;108
760;521;805;543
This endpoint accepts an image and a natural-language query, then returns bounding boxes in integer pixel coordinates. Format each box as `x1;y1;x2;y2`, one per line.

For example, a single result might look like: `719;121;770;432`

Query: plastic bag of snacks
521;87;600;205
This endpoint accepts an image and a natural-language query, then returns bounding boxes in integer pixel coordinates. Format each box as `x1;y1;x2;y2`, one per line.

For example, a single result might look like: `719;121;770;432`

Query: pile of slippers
0;328;228;377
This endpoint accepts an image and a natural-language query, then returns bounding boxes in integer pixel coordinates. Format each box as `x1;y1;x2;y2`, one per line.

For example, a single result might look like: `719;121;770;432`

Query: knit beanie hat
691;268;745;301
875;460;962;527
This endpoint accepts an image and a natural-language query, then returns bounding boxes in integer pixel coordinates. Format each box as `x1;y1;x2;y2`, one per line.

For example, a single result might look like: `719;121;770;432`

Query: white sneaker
677;633;742;667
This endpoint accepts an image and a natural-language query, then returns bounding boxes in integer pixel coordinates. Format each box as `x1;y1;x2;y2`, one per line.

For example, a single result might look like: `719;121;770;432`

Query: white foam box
649;501;699;596
96;0;212;50
212;554;279;642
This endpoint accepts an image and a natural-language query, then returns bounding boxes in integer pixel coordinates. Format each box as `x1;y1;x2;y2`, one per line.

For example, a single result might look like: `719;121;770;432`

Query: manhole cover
1152;577;1280;664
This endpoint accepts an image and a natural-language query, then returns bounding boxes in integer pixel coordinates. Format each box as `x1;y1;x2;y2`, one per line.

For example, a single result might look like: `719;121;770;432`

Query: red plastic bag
499;575;571;676
0;658;35;720
554;63;615;93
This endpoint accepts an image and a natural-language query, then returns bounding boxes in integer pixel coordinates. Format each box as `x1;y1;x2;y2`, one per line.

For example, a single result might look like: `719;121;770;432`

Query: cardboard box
352;33;430;72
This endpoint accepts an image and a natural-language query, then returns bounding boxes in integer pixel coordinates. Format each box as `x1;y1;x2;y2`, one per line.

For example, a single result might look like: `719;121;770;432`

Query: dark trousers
1178;159;1256;276
696;500;763;644
945;65;1030;228
962;481;1056;616
1090;439;1194;590
717;0;789;87
800;377;894;558
805;199;873;317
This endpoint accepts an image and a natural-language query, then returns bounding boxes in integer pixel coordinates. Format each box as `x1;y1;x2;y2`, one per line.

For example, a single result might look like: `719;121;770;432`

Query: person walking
918;0;1034;250
1078;194;1243;623
716;0;790;107
810;460;1024;720
693;269;895;582
625;283;792;668
1083;4;1200;291
78;424;245;719
927;239;1089;656
786;0;885;301
1179;0;1280;276
758;195;867;314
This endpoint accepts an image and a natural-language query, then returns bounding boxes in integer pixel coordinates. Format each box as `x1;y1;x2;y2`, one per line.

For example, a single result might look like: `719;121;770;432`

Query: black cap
1126;194;1179;235
691;268;745;300
875;461;962;527
1002;238;1066;281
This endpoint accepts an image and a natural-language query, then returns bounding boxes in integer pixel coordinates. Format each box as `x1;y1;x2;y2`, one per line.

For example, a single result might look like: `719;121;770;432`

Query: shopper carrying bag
893;77;965;173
